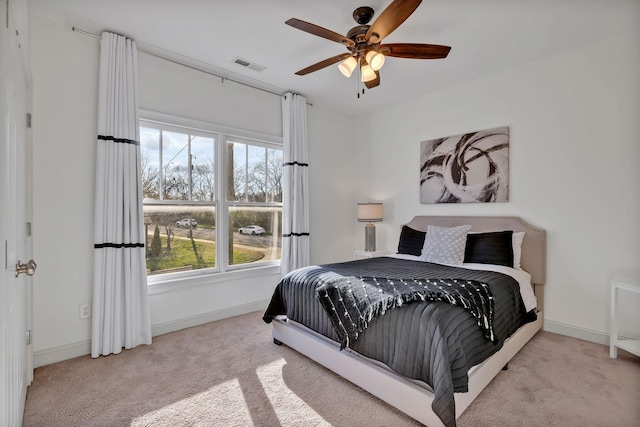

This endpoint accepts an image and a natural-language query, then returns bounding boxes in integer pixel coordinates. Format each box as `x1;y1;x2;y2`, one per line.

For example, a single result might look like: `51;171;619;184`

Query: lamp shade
357;202;383;222
338;56;357;77
365;50;385;71
360;64;376;82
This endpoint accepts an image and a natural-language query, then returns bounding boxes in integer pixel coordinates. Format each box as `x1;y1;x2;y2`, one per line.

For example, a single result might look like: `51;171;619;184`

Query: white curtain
91;32;151;358
281;92;310;275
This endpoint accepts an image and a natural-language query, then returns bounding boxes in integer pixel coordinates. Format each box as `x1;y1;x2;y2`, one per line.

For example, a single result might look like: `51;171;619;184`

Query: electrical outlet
80;304;91;319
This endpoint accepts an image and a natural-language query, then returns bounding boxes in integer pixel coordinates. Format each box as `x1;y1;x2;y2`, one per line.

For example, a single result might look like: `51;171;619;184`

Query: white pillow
420;224;472;266
512;231;525;270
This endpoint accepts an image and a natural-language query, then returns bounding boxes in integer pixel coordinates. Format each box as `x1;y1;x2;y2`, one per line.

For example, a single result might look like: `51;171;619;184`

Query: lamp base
364;223;376;252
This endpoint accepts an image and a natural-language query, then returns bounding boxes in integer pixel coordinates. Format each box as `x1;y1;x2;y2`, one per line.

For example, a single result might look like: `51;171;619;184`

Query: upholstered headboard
404;216;546;311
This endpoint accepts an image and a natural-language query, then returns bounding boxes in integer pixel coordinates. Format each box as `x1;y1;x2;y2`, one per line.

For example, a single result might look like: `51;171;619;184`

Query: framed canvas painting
420;126;509;204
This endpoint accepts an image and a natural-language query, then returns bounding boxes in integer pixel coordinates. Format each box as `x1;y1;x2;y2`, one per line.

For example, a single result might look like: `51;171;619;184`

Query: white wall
29;6;356;366
307;106;358;265
29;1;638;366
138;53;282;137
355;31;640;343
30;10;100;362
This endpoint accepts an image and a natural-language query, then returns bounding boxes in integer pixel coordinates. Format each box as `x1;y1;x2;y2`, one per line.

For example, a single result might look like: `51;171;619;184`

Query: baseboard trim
150;299;268;337
543;319;610;346
33;340;91;368
33;299;269;368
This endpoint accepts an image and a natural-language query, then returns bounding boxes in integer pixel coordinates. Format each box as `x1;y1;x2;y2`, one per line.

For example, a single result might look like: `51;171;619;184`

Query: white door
1;0;34;425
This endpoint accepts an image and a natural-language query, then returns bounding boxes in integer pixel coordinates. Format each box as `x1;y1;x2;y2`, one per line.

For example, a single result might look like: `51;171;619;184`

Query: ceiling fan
285;0;451;92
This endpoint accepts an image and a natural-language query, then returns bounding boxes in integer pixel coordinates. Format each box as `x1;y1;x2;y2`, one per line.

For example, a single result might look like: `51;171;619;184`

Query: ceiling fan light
360;64;376;82
365;51;385;71
338;56;357;77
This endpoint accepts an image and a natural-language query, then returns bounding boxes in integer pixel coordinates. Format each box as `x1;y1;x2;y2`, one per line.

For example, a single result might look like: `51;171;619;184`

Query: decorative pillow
397;225;427;256
464;230;514;267
512;232;525;270
420;224;472;266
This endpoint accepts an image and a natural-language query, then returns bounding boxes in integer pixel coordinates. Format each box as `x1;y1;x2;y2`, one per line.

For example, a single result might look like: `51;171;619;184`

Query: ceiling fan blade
380;43;451;59
285;18;355;48
295;52;352;76
366;0;422;43
364;70;381;89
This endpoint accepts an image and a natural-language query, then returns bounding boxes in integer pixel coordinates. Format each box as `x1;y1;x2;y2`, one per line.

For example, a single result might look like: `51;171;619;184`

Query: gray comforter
263;257;536;427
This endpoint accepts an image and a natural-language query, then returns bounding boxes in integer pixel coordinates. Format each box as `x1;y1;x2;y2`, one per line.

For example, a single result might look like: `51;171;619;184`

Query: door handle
16;259;37;277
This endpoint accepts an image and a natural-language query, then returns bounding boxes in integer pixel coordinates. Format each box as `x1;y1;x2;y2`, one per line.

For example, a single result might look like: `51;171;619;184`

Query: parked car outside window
176;218;197;228
238;225;265;235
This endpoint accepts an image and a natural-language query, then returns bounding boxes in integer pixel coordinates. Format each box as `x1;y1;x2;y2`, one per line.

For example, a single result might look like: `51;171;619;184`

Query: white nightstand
354;250;389;260
610;279;640;358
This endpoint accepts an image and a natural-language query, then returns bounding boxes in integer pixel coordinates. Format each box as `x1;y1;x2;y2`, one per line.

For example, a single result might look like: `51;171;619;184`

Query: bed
263;216;546;427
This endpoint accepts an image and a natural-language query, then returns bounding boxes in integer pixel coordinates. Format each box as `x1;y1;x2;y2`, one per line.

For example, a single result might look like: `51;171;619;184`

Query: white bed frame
271;216;546;426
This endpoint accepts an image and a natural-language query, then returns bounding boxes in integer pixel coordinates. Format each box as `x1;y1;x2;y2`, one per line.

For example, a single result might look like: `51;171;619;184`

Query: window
140;117;282;278
227;138;283;266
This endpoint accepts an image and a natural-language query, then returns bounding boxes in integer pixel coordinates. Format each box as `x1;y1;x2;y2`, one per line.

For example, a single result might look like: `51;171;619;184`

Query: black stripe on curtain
282;162;309;237
94;243;145;249
98;134;140;146
283;233;310;238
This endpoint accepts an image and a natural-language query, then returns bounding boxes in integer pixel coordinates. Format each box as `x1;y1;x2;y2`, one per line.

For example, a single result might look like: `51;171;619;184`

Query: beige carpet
23;311;640;427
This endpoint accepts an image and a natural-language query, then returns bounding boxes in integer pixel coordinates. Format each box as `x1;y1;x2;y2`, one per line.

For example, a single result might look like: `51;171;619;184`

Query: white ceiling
33;0;640;114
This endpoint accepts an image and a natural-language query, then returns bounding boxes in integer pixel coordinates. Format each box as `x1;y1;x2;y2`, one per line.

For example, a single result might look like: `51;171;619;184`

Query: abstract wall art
420;126;509;204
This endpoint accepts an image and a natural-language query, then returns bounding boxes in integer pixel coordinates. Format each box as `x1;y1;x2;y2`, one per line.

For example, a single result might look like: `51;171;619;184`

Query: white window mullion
217;133;229;272
188;134;193;200
265;147;269;202
158;130;164;200
244;145;249;202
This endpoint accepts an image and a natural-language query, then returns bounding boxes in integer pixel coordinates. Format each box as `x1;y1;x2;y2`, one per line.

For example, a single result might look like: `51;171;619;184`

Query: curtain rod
71;26;309;103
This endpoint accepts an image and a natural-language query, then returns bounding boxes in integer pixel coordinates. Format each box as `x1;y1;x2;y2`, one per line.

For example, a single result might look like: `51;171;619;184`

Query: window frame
140;110;283;289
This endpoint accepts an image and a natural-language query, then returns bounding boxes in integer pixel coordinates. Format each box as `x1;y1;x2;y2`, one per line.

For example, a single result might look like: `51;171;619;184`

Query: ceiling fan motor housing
346;25;371;44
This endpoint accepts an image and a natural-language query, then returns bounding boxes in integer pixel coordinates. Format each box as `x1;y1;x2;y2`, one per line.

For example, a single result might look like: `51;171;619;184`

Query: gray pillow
420;224;472;266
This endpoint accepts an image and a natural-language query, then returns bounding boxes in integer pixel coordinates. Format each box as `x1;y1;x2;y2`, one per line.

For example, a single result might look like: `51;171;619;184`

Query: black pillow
397;225;426;256
464;230;514;267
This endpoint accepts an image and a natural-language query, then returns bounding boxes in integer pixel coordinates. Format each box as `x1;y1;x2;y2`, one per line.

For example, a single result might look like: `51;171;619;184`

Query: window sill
147;263;281;295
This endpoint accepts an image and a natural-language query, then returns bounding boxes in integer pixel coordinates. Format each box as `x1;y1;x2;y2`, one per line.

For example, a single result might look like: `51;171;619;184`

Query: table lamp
357;202;383;251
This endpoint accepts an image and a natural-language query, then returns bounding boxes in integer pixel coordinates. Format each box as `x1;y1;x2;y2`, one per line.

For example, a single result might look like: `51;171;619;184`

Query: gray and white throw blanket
263;257;536;427
317;276;496;350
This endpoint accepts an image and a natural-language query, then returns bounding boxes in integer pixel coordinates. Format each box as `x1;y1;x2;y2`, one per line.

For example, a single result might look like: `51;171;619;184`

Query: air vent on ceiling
232;57;266;73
